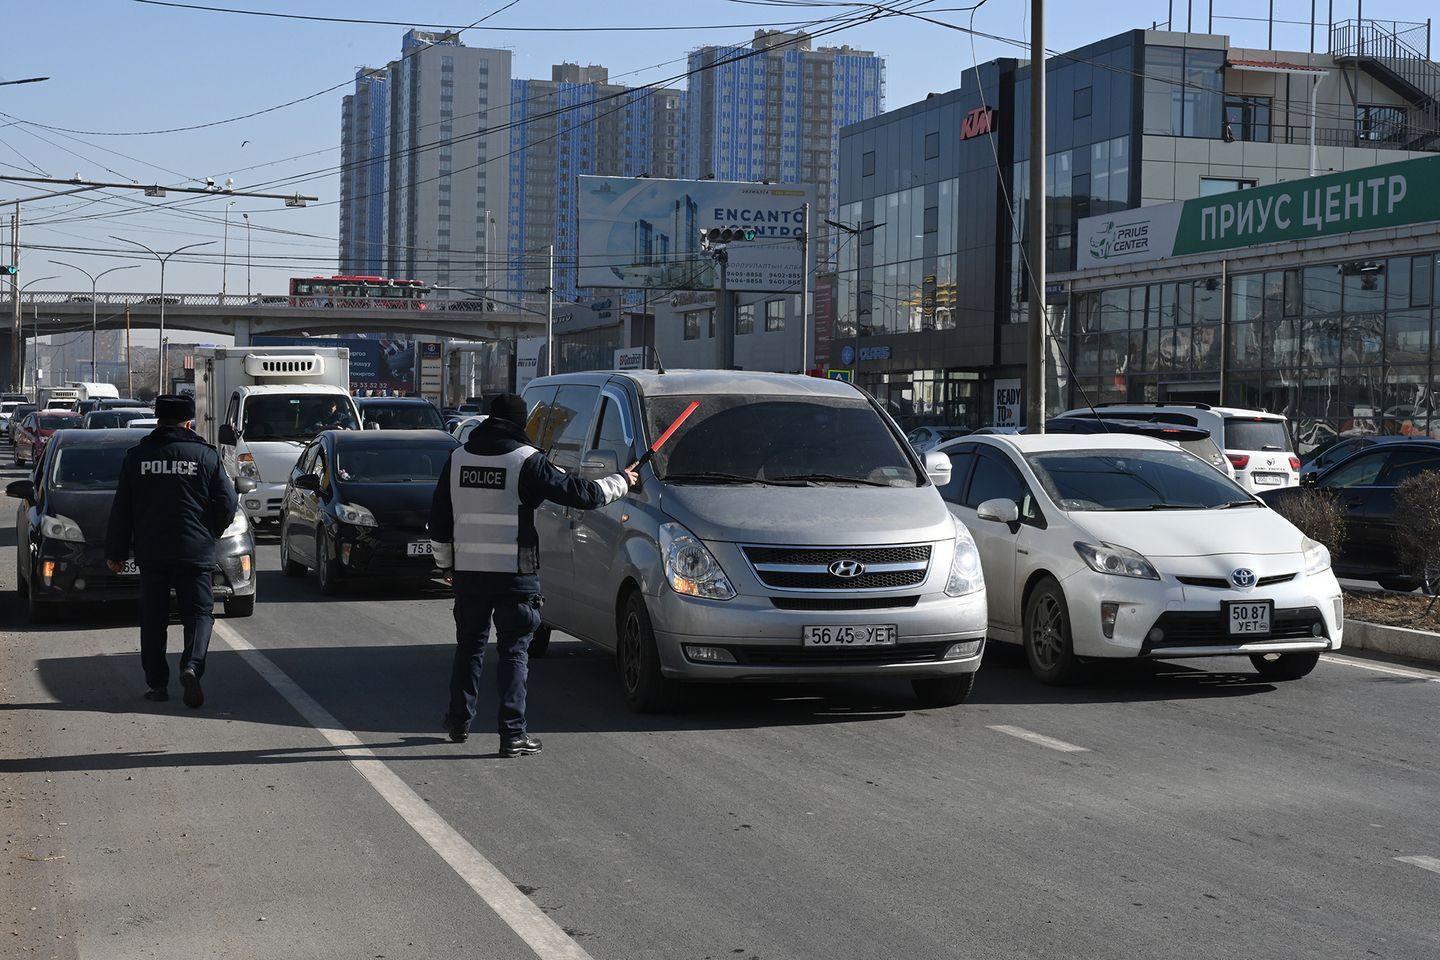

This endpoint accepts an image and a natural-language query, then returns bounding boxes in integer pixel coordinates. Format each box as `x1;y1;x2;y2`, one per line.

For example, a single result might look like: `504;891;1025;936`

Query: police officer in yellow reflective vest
430;394;637;756
105;394;238;709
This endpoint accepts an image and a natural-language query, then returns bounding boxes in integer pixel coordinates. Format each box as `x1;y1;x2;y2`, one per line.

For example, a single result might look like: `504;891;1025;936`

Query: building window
683;312;701;341
1199;176;1257;196
862;150;875;177
924;131;940;159
923;205;939;234
708;309;718;339
1356;104;1407;144
765;299;785;332
1074;85;1093;119
1224;95;1271;142
737;303;755;335
1143;46;1224;138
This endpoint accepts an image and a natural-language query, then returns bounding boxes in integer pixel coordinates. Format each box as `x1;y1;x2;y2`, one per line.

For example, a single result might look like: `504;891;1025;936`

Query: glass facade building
339;68;389;276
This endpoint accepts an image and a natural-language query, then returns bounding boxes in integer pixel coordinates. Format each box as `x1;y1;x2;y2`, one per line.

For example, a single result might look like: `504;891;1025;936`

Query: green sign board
1078;153;1440;268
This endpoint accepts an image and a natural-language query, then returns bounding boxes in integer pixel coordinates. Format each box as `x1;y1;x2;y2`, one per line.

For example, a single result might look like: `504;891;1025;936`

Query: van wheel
225;594;255;618
529;624;552;658
1023;578;1083;684
1250;651;1319;681
279;529;305;578
617;593;679;713
316;528;342;596
912;673;976;707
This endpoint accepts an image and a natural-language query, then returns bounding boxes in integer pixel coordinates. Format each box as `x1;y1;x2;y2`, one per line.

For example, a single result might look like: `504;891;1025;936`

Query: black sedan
278;429;457;594
8;429;259;622
356;396;446;431
1259;438;1440;590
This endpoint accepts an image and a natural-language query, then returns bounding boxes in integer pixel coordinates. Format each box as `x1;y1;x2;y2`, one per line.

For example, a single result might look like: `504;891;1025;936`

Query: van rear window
1223;418;1291;452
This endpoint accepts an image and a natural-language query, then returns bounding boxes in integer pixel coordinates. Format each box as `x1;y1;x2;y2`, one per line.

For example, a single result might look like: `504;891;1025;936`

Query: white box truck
195;346;360;524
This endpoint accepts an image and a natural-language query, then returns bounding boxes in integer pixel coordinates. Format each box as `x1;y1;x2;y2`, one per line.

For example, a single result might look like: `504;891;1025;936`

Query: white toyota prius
937;433;1343;684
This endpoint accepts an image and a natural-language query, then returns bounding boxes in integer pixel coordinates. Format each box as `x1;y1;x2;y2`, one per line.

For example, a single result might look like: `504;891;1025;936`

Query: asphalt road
3;464;1439;959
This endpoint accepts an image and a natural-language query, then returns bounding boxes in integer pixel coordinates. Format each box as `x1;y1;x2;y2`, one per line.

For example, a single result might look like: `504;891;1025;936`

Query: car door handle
1016;548;1029;555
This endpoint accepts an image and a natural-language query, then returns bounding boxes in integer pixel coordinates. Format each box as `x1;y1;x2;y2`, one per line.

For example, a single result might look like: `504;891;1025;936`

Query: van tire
1250;650;1319;681
529;624;552;658
912;673;975;707
1023;578;1084;684
617;593;679;713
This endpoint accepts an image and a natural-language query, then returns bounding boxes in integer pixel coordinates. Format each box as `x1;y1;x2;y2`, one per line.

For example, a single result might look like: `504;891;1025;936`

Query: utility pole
243;212;252;298
125;306;133;398
222;200;236;299
110;237;215;389
50;260;139;381
1026;0;1048;433
545;244;554;376
10;206;20;392
799;201;812;374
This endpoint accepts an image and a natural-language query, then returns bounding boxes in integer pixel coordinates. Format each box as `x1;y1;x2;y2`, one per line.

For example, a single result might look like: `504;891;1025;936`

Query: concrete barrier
1343;619;1440;666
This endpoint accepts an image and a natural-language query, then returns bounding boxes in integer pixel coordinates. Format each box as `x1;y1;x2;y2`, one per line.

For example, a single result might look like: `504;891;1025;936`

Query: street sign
827;369;853;383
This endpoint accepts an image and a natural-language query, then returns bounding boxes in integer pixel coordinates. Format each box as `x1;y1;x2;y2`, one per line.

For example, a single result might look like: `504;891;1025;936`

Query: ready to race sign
1077;153;1440;268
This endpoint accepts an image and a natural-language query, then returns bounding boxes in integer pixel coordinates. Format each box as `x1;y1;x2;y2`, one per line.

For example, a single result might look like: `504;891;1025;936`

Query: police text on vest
458;466;507;489
141;460;199;476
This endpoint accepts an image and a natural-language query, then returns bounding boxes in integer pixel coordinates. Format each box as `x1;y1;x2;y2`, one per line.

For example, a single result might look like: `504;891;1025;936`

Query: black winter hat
155;394;196;423
489;393;528;427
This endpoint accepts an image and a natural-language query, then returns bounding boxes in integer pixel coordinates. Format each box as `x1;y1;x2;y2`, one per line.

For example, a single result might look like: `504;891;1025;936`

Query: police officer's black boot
143;688;169;702
500;733;542;758
441;715;468;744
180;665;204;709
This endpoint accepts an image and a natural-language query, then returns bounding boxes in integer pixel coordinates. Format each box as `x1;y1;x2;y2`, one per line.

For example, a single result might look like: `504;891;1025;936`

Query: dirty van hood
658;483;952;546
244;439;307;484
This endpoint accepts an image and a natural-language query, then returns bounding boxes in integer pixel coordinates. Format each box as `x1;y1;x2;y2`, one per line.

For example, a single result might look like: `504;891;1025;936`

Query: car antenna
651;344;667;375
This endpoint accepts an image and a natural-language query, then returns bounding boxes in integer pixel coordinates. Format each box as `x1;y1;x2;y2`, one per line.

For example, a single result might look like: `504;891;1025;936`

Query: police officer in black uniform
430;393;638;756
106;394;238;708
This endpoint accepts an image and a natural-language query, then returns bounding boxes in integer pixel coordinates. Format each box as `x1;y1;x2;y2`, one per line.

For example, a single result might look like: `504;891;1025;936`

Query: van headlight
335;502;378;527
237;452;261;479
659;521;735;600
1074;541;1160;580
1301;537;1331;576
945;516;984;597
222;509;251;539
40;514;86;543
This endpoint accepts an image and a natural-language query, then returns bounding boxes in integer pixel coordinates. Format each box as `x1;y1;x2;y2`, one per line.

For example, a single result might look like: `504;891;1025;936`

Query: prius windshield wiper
1128;502;1207;510
767;472;896;487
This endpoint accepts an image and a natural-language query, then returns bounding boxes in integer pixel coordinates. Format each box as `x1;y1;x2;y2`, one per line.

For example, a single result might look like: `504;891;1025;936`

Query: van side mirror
923;450;952;487
581;449;621;479
6;479;34;503
218;424;237;446
294;474;322;492
976;498;1020;524
234;477;258;494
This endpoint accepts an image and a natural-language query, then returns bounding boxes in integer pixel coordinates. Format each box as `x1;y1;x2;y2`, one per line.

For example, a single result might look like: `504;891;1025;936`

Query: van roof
527;369;861;399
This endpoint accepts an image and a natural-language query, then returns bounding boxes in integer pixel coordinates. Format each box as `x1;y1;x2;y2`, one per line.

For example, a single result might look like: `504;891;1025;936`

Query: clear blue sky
0;0;1428;334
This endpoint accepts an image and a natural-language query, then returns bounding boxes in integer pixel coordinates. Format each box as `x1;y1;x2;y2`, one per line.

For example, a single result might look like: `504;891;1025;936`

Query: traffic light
702;227;757;245
1;266;15;277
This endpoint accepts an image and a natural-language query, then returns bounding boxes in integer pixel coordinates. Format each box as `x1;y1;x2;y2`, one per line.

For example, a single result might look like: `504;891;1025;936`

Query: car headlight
335;502;378;527
40;514;86;543
1301;536;1331;576
1074;541;1160;580
221;509;251;539
237;453;261;479
659;521;735;600
946;515;984;597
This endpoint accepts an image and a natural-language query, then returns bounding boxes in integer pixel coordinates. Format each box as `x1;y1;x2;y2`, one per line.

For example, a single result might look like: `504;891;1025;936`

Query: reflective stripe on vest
449;444;538;573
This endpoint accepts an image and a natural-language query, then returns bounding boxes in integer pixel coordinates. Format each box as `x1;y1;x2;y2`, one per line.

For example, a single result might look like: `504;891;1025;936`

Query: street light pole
222;200;236;300
50;260;139;380
545;244;555;376
110;237;215;391
243;212;252;298
1026;0;1048;433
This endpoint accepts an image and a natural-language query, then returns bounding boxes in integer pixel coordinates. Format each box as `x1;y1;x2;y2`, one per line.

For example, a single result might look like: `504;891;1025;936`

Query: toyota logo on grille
1230;567;1257;589
829;559;866;578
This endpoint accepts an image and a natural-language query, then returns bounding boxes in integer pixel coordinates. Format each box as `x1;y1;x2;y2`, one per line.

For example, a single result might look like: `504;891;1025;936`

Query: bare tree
1269;488;1347;562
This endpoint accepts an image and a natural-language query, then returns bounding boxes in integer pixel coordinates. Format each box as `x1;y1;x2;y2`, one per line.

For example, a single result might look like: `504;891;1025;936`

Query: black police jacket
105;425;239;568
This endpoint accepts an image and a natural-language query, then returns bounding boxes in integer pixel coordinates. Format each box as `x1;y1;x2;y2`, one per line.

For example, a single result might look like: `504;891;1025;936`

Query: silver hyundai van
520;370;988;712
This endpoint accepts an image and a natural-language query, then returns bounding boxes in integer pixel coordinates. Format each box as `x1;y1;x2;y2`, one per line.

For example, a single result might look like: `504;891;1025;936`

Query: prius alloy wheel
1023;578;1082;685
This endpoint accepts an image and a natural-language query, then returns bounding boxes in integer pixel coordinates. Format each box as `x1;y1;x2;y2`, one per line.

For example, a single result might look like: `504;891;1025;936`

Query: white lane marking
1320;654;1440;683
212;620;593;960
1395;855;1440;876
986;724;1090;753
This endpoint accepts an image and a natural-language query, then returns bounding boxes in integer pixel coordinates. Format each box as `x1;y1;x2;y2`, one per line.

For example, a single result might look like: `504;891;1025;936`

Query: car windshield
1025;448;1247;511
39;413;83;430
335;444;453;483
360;403;444;430
244;394;358;440
644;393;919;486
50;445;130;489
1224;417;1291;451
86;409;153;429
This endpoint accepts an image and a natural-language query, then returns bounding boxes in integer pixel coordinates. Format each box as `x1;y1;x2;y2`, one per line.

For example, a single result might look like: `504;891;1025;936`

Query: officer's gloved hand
622;464;641;490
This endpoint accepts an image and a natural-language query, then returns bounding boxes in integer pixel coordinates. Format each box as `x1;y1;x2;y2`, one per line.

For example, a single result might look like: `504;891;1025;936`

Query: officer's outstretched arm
428;457;456;568
521;453;628;511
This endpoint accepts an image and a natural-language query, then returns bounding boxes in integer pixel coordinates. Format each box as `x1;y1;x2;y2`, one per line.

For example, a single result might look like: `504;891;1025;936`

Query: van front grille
742;544;931;591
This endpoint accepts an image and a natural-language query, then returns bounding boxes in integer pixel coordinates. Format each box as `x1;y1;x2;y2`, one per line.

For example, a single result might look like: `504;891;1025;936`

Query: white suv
937;433;1342;684
1057;403;1298;492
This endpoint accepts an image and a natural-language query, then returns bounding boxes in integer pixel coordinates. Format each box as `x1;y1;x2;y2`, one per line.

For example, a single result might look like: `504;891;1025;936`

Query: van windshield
243;395;358;440
645;393;920;487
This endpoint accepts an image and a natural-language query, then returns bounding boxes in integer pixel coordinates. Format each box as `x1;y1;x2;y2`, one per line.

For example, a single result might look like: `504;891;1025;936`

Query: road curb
1343;618;1440;666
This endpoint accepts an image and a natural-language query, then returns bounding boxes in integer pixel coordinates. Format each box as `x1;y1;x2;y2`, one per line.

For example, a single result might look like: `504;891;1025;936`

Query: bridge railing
14;291;521;313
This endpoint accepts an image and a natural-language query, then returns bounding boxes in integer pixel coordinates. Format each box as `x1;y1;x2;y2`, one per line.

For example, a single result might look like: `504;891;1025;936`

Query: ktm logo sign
960;106;995;140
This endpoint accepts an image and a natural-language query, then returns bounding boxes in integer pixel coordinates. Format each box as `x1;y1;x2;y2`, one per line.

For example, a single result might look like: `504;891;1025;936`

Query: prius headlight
946;516;984;597
1075;541;1160;580
40;514;86;543
335;502;378;527
659;521;735;600
1301;536;1331;576
221;509;251;540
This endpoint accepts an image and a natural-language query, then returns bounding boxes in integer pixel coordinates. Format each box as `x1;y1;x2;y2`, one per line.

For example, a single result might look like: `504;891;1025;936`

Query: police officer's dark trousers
139;562;214;690
446;571;542;736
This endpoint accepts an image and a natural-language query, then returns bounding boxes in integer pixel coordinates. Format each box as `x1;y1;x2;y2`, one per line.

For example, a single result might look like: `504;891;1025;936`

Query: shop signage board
992;378;1022;428
614;347;647;371
1077;154;1440;269
515;337;547;392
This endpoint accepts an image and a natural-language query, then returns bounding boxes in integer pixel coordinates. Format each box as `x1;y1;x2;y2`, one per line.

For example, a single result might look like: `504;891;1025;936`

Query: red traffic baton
634;400;700;469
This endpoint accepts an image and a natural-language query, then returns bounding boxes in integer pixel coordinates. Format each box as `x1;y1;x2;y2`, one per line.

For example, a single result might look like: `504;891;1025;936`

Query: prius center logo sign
1080;207;1182;265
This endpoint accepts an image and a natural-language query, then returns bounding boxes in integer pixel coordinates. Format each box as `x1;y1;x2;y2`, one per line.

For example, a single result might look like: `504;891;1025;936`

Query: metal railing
1331;18;1432;62
11;291;523;313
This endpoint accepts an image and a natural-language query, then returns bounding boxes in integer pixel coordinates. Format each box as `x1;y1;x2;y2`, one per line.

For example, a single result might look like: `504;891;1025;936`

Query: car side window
295;443;318;480
1378;450;1440;486
938;448;976;504
314;446;333;495
225;393;239;429
964;449;1040;522
590;395;633;464
547;386;601;471
1320;449;1389;489
522;386;559;449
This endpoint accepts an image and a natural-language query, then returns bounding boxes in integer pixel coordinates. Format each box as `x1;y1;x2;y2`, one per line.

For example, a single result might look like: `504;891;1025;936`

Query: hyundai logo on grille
1230;567;1257;589
828;559;866;578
